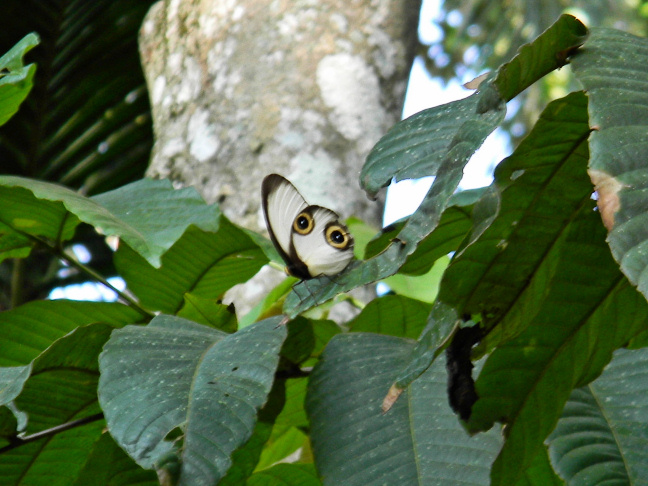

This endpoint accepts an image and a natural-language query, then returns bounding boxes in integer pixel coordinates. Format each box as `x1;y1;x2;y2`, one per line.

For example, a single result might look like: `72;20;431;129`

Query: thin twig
0;215;153;318
57;247;153;319
0;412;105;454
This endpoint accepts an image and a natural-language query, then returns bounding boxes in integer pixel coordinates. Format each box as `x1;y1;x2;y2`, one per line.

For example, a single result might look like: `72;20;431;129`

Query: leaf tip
464;72;490;90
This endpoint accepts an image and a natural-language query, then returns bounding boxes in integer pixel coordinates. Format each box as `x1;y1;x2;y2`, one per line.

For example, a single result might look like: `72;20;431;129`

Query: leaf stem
57;247;153;319
0;412;105;454
0;214;152;318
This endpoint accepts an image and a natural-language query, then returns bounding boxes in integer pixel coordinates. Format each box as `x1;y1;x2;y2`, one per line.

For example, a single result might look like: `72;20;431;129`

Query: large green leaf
91;178;221;263
98;315;287;485
115;220;268;314
442;91;592;336
0;300;142;367
571;27;648;301
548;347;648;484
0;323;155;485
306;333;502;485
0;300;141;456
0;177;222;267
467;206;648;485
0;33;38;127
283;15;588;317
71;432;158;486
0;323;113;485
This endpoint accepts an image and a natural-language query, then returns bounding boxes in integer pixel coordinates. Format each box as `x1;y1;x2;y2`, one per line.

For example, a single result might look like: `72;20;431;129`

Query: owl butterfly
261;174;354;280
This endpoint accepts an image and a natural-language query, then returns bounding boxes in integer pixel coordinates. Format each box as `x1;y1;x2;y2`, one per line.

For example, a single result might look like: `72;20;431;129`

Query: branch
0;215;153;318
56;246;153;319
0;412;104;454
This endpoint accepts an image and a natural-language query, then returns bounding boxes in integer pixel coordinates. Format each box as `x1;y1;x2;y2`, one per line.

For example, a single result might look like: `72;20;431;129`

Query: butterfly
261;174;354;280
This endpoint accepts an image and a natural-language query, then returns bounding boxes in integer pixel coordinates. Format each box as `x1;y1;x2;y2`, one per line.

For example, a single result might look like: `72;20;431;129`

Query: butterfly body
262;174;354;279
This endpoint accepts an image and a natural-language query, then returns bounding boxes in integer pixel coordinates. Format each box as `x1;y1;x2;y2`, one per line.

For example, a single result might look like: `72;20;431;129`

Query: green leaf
178;294;238;332
549;347;648;484
0;177;223;268
248;463;321;486
441;91;592;334
493;14;587;102
91;178;222;266
0;300;143;367
347;294;432;339
115;220;268;314
0;323;114;485
306;333;502;485
468;207;648;485
98;315;287;485
571;27;648;301
381;255;449;303
0;33;39;127
0;182;81;262
72;432;158;486
0;365;30;407
255;426;307;470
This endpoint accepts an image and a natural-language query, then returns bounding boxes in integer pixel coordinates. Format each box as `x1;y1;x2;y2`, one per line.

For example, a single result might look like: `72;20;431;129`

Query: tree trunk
139;0;420;315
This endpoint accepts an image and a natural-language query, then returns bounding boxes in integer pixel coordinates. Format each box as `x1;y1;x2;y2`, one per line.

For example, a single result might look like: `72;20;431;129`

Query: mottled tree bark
139;0;420;315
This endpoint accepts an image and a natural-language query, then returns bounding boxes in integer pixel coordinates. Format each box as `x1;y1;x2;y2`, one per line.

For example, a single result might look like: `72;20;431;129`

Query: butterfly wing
291;205;354;278
262;174;309;276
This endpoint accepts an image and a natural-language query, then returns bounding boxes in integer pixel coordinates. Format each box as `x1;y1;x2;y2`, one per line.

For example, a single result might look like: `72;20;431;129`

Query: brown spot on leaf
588;169;625;231
382;383;404;414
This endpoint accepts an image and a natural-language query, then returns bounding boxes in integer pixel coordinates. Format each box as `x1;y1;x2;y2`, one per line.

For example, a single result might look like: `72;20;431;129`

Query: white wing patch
263;175;307;255
292;207;354;277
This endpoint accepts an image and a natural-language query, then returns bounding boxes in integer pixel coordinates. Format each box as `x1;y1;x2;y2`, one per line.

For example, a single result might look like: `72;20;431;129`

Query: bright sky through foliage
383;55;510;226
